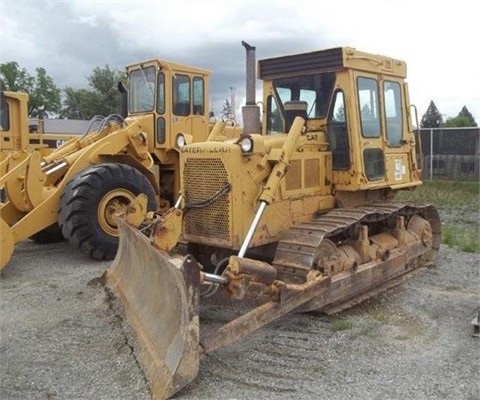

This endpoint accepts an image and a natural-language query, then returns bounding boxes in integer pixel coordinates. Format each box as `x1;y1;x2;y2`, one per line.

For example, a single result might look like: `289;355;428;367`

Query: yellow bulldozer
0;57;241;270
106;43;441;399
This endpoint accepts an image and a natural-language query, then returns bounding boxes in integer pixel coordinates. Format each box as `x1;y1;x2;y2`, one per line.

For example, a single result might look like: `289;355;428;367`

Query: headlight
176;134;186;149
239;136;253;153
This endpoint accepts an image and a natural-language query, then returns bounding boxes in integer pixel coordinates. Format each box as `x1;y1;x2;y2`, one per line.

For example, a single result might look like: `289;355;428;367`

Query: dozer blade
106;218;201;400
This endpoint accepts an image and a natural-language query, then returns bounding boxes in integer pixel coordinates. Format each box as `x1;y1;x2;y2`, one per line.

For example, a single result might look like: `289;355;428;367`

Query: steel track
272;202;441;278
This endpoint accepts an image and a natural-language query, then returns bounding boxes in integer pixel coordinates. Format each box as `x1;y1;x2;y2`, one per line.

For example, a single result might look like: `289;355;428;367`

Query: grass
396;180;480;253
330;319;353;332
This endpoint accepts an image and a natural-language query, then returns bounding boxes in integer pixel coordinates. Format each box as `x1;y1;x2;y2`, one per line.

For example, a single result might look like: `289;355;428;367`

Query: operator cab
259;47;423;193
125;60;212;150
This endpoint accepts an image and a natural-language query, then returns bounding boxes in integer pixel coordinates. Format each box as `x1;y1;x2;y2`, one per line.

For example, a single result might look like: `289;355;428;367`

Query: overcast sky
1;0;479;124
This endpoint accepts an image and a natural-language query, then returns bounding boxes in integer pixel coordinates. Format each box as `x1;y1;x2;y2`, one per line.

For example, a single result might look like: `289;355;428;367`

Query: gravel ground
1;240;479;400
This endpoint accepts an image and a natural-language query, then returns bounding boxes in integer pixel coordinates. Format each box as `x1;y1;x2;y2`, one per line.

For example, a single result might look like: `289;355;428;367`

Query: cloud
1;0;479;122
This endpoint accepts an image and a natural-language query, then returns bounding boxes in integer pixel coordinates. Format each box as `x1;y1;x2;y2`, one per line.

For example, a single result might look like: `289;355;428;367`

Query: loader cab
126;60;211;154
0;91;30;157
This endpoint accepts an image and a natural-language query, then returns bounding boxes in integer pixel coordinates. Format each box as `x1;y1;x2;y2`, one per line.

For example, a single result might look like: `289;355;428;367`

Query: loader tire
58;163;157;261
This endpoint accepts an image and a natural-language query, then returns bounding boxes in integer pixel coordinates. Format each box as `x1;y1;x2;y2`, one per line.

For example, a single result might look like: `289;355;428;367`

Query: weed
330;319;353;332
442;225;480;253
396;180;480;253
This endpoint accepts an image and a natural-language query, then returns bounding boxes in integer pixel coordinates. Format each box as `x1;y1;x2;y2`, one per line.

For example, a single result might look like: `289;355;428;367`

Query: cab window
357;77;380;137
193;77;204;115
0;99;9;131
128;66;155;113
156;72;165;114
384;81;403;147
273;72;335;119
327;90;350;170
266;95;283;133
173;74;190;116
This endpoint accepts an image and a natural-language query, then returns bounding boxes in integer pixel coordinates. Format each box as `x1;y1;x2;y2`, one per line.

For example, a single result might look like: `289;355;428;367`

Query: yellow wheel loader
107;44;441;399
0;91;79;163
0;58;241;270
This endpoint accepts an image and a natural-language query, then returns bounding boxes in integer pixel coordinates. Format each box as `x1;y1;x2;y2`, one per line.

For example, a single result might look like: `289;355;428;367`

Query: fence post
429;128;433;181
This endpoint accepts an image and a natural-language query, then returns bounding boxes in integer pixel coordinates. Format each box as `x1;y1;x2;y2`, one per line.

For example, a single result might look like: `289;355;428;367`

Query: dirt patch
1;241;479;399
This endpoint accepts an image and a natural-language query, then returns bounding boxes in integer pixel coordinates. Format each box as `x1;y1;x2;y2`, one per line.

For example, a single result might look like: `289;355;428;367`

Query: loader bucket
0;218;14;271
106;218;201;399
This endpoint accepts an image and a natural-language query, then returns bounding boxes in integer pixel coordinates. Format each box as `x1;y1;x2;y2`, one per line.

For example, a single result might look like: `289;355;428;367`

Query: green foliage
0;61;33;91
441;225;479;253
420;100;444;128
396;181;480;253
361;104;373;120
0;61;61;117
458;106;477;126
445;106;477;127
330;319;353;332
61;65;126;119
335;105;345;121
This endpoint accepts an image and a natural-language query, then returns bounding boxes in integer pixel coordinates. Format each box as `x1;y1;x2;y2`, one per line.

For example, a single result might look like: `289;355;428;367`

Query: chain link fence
419;127;480;181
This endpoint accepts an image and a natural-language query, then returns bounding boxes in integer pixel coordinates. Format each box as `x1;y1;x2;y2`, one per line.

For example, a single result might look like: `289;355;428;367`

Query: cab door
381;78;413;185
354;73;414;187
355;74;386;184
170;74;209;144
191;76;208;141
171;74;192;142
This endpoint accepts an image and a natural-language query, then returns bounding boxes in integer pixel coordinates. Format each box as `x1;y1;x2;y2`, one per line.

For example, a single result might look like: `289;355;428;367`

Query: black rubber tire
30;223;65;244
58;163;157;261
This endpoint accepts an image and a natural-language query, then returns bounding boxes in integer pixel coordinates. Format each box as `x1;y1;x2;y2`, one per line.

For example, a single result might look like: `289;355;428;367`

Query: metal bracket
472;311;479;338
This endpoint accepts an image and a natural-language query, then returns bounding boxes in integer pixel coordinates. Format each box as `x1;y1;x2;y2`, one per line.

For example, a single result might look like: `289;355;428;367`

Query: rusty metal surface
201;203;441;354
106;203;441;398
106;219;201;399
273;203;440;275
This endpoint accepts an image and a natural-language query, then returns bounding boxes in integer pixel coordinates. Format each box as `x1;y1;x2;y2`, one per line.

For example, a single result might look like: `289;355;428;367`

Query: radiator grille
184;158;231;241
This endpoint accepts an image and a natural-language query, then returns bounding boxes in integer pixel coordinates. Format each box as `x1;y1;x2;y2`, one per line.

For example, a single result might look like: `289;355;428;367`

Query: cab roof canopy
258;47;406;80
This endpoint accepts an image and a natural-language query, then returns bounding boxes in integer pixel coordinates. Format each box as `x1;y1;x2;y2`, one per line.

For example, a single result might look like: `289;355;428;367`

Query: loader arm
0;115;155;270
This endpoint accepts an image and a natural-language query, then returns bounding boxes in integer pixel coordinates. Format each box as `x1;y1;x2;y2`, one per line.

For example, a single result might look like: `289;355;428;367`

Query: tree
420;100;444;128
61;65;125;119
221;98;232;119
361;104;373;120
0;61;61;117
445;106;478;127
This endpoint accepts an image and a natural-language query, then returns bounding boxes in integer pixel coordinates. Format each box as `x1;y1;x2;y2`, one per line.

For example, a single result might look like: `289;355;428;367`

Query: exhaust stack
241;41;261;134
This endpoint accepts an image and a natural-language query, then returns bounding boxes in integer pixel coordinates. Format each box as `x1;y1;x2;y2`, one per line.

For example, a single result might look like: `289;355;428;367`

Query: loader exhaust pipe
118;81;128;119
241;41;261;135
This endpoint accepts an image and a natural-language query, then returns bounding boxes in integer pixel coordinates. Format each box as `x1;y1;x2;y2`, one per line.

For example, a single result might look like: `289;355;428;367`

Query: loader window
156;117;166;144
193;77;204;115
327;90;350;170
156;72;165;114
357;77;380;138
0;99;9;131
173;74;190;116
129;66;155;113
384;81;403;147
